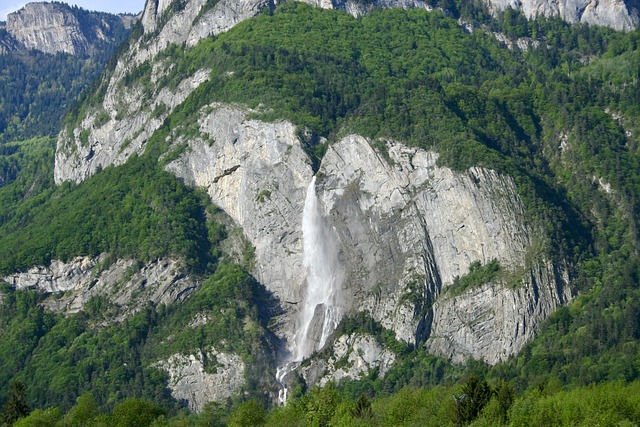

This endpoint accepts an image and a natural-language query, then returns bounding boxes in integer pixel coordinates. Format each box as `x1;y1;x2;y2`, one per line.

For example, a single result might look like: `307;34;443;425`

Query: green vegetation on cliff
0;154;213;275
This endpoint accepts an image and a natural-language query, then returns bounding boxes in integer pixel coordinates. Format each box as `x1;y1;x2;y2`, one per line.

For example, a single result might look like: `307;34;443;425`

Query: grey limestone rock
54;68;211;184
4;2;134;55
316;135;571;362
166;104;312;341
29;100;574;405
7;2;88;55
486;0;639;31
427;260;571;364
165;105;571;364
156;348;245;412
2;254;197;320
300;333;397;387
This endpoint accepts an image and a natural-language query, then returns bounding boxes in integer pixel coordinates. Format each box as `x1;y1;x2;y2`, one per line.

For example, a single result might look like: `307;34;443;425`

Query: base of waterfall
276;361;301;405
275;333;398;404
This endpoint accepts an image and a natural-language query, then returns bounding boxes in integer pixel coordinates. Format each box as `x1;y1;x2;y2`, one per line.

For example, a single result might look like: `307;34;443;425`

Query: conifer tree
1;381;31;426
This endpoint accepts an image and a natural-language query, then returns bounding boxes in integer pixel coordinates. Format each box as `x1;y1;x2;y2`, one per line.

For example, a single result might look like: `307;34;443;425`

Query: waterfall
294;176;342;360
277;176;342;404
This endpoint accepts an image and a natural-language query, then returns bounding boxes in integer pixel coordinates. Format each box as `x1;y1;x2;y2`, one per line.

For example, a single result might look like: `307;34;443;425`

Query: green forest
1;0;640;425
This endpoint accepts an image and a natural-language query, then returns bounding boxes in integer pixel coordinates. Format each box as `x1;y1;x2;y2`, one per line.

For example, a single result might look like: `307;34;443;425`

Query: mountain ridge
0;2;136;56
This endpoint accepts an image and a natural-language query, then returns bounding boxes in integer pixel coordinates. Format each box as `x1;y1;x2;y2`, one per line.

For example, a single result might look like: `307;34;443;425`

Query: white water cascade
276;176;343;404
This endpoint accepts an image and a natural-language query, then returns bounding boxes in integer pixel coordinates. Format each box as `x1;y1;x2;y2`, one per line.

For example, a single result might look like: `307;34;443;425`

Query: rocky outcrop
54;68;211;184
300;334;396;387
163;104;571;364
486;0;639;31
427;261;571;364
304;0;430;17
156;348;245;412
4;2;134;56
54;0;277;184
54;0;267;184
7;2;88;55
2;254;197;320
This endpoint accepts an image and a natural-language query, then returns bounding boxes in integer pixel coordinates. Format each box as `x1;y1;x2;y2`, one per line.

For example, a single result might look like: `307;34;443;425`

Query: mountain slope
1;0;640;419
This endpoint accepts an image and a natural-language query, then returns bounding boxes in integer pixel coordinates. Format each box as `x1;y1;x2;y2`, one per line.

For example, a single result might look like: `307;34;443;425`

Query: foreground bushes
7;380;640;426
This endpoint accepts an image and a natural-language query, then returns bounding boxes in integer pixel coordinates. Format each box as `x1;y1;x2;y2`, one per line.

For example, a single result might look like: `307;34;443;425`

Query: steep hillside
1;0;639;422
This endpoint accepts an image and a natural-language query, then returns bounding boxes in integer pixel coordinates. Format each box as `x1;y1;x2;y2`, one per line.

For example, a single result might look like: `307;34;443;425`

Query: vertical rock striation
317;135;571;363
166;105;571;366
165;104;312;342
4;2;133;55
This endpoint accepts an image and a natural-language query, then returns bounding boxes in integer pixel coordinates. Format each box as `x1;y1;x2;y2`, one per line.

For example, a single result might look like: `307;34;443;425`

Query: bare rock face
54;68;211;184
2;254;197;320
317;135;572;363
303;0;431;17
165;104;312;340
156;348;245;412
4;2;134;55
53;0;429;184
486;0;639;31
6;2;87;55
300;334;396;387
164;104;571;365
427;261;570;364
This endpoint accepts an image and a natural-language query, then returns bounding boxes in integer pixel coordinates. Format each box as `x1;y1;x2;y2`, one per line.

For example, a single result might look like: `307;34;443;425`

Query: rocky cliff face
487;0;639;31
2;2;134;56
163;104;571;366
299;333;397;387
2;254;197;320
317;136;572;364
156;348;245;412
45;97;573;405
